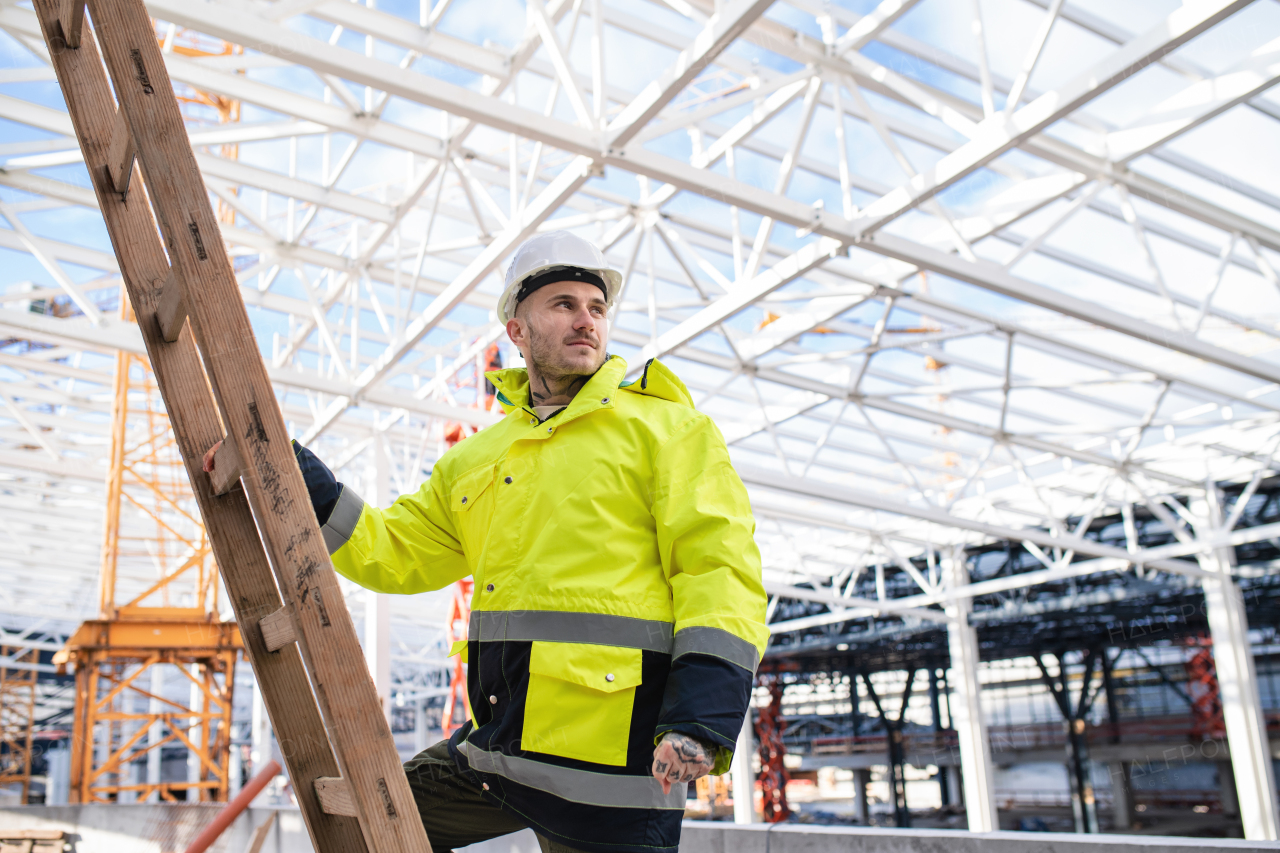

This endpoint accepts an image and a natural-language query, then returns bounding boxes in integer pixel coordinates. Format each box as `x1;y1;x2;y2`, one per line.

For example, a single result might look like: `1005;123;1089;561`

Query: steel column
732;707;756;824
944;547;997;832
1202;487;1279;840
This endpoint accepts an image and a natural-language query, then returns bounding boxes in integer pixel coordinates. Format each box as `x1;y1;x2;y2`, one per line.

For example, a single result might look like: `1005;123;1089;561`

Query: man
214;231;767;852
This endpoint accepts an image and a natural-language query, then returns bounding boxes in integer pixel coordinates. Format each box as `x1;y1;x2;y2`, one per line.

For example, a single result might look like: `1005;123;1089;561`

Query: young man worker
210;231;768;852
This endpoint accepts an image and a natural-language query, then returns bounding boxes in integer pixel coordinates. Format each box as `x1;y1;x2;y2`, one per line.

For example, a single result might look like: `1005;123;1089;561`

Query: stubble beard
525;318;604;402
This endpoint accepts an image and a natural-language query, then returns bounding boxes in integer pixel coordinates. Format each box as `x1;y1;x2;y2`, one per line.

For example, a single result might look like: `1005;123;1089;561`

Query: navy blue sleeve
654;654;752;771
292;439;340;525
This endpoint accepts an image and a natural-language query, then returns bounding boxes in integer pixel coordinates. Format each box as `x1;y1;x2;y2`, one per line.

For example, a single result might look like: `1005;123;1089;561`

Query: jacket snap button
530;418;537;425
601;397;610;404
482;783;490;791
546;426;553;433
486;583;494;592
504;476;512;484
605;673;615;682
489;694;498;705
460;496;467;504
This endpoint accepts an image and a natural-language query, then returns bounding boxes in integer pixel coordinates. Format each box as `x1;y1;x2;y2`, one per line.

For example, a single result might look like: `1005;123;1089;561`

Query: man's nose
573;307;597;331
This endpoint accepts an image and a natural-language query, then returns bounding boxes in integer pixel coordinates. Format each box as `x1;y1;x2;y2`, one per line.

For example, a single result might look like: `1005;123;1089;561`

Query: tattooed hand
651;732;714;795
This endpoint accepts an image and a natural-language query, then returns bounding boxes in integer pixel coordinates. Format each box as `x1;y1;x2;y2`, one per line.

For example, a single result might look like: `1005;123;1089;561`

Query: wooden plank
259;606;297;652
0;832;64;841
106;106;135;195
31;4;369;851
207;436;242;496
84;2;429;850
155;266;187;342
246;811;278;853
315;777;359;817
58;0;84;49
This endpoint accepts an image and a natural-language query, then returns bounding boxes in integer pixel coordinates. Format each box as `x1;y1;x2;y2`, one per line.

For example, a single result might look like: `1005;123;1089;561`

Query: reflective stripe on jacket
302;355;768;853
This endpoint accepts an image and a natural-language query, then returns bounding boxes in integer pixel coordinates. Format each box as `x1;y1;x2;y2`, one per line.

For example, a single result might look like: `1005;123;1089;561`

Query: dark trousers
403;740;587;853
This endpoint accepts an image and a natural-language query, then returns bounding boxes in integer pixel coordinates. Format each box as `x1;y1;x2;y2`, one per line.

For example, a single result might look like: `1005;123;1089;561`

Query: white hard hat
497;230;622;324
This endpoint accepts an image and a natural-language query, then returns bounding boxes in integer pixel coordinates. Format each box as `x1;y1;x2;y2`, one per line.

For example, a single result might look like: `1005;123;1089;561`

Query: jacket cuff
656;652;753;776
321;486;365;555
653;725;735;776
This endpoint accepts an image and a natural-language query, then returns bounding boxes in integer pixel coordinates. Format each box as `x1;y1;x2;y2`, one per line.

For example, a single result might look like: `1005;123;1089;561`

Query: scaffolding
56;293;242;804
0;645;38;803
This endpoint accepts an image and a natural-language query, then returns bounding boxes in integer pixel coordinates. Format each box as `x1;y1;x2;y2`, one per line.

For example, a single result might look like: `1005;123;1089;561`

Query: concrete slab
0;804;309;853
6;805;1280;852
678;824;1280;853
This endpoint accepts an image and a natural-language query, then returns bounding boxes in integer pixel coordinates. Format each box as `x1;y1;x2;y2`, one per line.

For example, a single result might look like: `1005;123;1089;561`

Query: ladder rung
207;437;242;496
155;267;187;343
315;777;358;817
106;106;135;195
59;0;85;49
258;607;296;653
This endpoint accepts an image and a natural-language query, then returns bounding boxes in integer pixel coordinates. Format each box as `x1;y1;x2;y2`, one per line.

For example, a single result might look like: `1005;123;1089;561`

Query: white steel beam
861;231;1280;387
2;0;1277;659
295;0;774;439
298;156;596;443
640;237;846;362
1203;487;1280;840
841;0;1255;234
944;546;997;832
833;0;923;55
144;0;601;157
606;0;777;146
603;150;1280;390
736;465;1205;576
618;328;1202;489
0;308;501;427
1102;39;1280;163
731;712;756;823
675;0;1280;254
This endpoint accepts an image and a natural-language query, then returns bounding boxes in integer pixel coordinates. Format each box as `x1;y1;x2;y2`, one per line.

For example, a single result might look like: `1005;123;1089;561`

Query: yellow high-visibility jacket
303;355;767;853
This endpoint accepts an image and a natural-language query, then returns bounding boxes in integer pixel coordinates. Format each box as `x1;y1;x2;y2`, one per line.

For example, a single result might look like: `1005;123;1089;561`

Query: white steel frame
1;0;1280;835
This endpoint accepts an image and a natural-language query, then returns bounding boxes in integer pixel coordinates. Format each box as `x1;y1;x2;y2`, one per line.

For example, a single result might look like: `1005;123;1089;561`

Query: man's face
506;279;610;379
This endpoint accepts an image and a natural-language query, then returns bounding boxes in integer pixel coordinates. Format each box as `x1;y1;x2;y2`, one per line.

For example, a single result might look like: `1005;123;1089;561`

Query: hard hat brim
497;266;622;325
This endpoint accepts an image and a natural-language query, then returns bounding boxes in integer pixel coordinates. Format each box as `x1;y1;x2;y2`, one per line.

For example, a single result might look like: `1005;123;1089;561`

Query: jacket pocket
450;464;495;557
451;463;494;512
522;641;642;767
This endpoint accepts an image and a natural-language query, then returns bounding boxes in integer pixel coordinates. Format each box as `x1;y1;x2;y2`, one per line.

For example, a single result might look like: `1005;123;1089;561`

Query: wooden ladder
36;2;431;851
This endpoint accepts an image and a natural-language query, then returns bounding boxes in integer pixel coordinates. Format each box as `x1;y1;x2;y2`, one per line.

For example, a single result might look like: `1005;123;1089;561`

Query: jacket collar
486;354;694;420
487;354;627;418
618;357;694;407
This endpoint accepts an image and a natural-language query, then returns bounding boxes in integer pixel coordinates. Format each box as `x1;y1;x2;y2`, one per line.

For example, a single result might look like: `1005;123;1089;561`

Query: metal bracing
2;8;1280;823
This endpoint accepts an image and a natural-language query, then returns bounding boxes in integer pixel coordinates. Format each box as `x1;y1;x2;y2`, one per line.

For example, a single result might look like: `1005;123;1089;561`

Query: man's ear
506;316;525;349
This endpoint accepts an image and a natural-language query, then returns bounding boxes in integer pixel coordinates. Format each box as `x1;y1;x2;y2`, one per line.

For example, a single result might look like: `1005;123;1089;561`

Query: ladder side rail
82;2;429;848
33;4;369;850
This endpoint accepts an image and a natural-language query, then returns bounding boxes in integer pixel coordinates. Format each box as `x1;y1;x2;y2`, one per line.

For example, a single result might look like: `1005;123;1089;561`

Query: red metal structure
1185;635;1225;740
755;676;792;823
182;759;280;853
442;579;474;737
